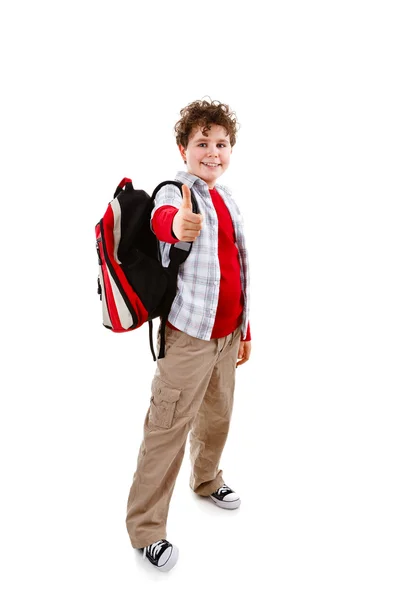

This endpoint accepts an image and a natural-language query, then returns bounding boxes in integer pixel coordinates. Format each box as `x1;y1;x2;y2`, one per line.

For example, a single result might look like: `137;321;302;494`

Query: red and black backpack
95;178;199;360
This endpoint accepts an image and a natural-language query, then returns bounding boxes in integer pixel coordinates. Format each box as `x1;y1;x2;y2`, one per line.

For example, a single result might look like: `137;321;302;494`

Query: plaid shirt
151;171;250;341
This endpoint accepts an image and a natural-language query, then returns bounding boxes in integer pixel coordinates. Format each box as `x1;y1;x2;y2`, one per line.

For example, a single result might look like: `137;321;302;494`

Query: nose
208;146;218;157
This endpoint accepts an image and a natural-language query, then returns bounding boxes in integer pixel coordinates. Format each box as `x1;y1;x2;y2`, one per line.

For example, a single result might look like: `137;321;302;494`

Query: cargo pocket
149;376;181;429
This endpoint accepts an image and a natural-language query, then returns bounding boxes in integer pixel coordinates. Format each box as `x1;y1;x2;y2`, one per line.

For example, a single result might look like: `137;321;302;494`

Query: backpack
95;177;199;360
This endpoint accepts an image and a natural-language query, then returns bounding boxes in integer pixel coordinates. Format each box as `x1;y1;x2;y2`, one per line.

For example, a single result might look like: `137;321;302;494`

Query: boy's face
178;124;232;189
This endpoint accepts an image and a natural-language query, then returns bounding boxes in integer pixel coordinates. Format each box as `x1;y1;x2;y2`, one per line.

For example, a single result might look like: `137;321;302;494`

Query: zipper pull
97;277;102;300
96;239;102;265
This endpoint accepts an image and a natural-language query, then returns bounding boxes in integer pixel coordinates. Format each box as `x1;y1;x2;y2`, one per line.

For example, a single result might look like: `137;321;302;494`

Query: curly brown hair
174;97;239;149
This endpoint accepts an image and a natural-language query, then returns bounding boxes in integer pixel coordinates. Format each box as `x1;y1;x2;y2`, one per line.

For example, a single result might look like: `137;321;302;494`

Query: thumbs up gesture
172;184;204;242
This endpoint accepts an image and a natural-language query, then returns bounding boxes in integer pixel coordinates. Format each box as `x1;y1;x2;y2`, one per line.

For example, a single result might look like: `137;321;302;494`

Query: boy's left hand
236;341;251;367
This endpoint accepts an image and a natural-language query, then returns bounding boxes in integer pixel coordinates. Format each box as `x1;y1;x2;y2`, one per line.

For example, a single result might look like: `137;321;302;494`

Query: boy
126;98;251;572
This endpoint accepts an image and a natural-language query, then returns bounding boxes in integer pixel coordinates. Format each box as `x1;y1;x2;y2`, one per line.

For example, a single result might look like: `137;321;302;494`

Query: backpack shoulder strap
151;180;199;214
150;180;200;360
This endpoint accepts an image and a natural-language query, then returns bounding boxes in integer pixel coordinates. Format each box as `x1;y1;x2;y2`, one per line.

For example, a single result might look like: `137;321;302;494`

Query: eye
198;143;227;147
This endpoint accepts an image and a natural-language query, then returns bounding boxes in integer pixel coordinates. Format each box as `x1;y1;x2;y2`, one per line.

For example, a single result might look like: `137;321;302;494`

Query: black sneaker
209;484;241;510
140;539;179;571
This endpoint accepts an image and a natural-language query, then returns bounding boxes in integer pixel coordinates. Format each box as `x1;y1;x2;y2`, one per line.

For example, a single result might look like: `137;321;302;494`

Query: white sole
209;495;241;510
157;545;179;572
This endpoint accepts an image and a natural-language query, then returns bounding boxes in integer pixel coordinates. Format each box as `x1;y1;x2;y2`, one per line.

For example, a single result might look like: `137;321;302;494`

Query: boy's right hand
172;184;203;242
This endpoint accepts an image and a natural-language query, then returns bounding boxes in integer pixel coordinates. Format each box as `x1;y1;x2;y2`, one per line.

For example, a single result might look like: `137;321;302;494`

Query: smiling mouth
201;162;221;168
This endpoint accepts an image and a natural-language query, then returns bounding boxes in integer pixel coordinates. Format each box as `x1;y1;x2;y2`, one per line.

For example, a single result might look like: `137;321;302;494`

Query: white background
1;1;399;598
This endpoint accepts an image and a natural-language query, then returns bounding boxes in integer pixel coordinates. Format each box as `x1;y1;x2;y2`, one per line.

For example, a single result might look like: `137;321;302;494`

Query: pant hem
190;477;225;497
129;532;168;549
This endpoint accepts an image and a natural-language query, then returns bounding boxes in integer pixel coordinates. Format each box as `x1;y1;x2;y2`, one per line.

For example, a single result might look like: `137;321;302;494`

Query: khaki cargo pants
126;323;242;549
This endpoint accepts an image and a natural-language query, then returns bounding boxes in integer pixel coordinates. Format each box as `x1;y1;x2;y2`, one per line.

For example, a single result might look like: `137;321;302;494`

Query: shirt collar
175;170;232;197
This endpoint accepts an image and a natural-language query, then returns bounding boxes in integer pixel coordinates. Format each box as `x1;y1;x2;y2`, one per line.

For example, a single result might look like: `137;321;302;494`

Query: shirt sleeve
241;322;251;342
151;205;179;244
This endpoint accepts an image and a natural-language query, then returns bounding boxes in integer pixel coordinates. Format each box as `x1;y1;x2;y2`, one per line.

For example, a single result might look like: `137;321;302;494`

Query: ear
178;144;186;163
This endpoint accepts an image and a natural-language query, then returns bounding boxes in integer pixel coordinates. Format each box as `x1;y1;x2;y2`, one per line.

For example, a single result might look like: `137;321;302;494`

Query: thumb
180;184;193;211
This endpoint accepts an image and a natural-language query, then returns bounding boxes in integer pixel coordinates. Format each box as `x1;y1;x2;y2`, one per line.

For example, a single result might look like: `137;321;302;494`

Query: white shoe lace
143;540;167;560
216;484;231;495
